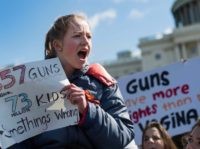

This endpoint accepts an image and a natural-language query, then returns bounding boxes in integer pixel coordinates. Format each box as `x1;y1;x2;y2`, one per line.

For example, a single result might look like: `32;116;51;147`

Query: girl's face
186;126;200;149
143;127;164;149
56;17;92;76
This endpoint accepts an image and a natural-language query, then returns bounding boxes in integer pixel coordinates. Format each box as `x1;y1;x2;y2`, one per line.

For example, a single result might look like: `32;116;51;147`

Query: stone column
181;43;187;60
174;44;181;61
197;40;200;56
189;2;195;24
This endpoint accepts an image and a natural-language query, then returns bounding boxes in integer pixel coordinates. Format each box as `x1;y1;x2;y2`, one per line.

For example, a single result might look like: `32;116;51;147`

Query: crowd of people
140;119;200;149
3;12;200;149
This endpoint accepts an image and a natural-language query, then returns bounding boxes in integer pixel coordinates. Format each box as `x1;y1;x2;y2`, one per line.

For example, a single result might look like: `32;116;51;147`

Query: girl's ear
52;40;62;52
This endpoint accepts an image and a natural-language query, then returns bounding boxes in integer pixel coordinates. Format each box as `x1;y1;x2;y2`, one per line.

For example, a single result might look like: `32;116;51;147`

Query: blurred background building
103;0;200;148
103;0;200;79
103;50;142;78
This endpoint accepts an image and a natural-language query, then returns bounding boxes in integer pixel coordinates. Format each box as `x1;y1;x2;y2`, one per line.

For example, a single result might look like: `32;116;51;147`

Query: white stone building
104;0;200;79
103;50;142;79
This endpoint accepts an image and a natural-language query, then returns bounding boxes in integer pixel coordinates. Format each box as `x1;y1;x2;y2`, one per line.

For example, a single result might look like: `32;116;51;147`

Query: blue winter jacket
8;64;135;149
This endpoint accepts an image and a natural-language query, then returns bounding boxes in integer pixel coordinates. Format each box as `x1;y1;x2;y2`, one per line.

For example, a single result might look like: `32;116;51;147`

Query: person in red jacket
9;13;137;149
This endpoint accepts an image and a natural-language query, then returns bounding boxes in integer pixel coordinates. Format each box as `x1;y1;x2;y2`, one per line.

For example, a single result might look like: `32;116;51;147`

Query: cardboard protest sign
118;57;200;145
0;58;79;148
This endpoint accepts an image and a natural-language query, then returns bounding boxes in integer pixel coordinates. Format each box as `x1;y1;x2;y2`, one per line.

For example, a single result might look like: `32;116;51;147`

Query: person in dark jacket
8;13;137;149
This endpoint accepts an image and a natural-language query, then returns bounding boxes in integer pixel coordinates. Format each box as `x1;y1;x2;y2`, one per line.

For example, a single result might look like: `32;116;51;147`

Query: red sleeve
86;63;116;86
78;102;89;126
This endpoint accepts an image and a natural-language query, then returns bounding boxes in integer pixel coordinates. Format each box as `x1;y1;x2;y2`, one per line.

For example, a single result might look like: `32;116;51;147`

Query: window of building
155;53;162;60
185;41;198;58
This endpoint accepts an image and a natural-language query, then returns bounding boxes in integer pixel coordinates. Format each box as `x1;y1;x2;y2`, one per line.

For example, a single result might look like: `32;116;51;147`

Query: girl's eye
152;136;161;141
87;34;92;39
73;34;91;39
73;34;81;38
187;137;193;143
144;137;149;141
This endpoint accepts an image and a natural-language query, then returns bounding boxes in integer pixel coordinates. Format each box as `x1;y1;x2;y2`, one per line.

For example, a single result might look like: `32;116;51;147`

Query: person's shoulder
86;63;116;86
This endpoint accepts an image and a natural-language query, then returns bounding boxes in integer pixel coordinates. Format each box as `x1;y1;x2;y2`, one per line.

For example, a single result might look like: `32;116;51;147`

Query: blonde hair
44;14;87;59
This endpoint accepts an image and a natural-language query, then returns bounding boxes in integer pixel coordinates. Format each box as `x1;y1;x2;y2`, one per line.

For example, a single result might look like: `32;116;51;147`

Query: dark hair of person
191;118;200;131
181;118;200;148
141;122;177;149
181;133;189;149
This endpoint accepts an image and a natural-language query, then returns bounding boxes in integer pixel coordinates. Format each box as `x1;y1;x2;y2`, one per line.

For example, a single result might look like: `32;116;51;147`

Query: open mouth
77;51;87;59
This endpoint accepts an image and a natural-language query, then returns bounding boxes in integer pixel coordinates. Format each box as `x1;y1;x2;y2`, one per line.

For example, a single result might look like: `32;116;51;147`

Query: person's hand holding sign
62;84;88;114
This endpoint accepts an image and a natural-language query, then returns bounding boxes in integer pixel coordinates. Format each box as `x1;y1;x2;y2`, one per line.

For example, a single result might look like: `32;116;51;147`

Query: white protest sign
118;57;200;146
0;58;79;148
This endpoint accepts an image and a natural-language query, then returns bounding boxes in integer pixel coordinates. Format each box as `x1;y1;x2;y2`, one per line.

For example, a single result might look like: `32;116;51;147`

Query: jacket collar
68;63;89;81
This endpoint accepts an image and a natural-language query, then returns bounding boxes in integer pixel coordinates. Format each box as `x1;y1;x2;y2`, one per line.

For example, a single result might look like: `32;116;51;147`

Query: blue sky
0;0;175;68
